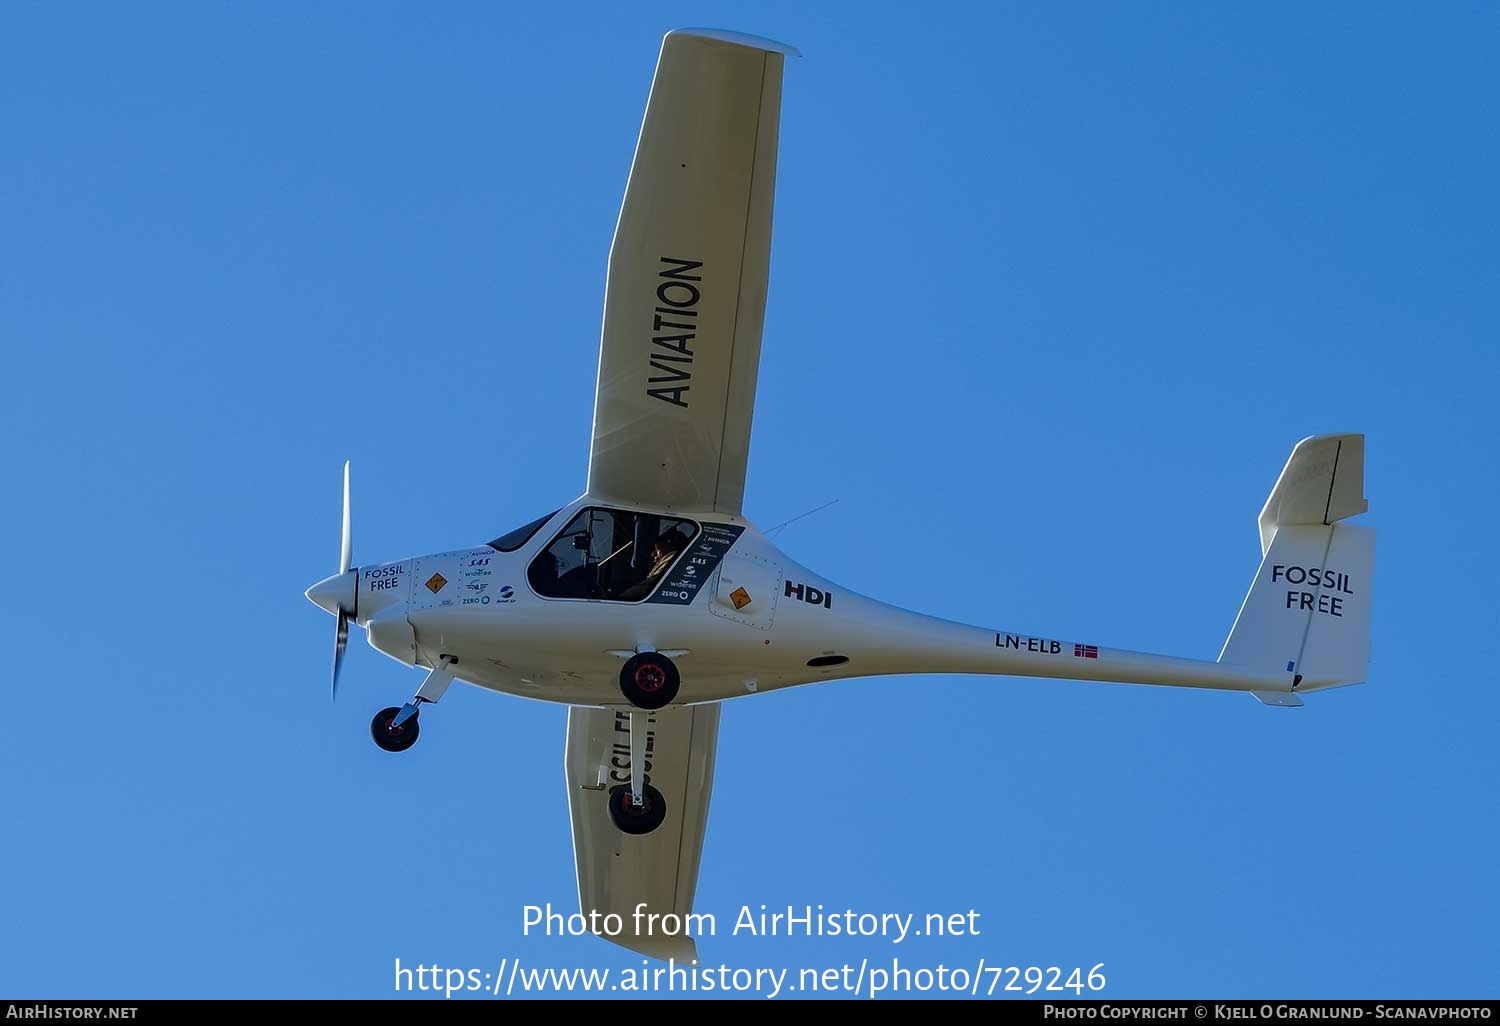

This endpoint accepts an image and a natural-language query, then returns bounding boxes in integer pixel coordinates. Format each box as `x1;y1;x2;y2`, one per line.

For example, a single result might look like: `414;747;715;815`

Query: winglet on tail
1219;435;1374;706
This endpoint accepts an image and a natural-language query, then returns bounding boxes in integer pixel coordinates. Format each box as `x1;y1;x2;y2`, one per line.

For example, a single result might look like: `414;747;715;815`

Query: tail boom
988;641;1298;694
840;611;1299;696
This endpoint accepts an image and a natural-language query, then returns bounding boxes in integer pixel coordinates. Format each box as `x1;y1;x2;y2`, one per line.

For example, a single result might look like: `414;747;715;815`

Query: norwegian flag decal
1073;643;1099;659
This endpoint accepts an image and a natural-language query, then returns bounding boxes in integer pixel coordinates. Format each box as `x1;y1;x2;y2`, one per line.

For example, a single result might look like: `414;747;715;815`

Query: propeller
333;459;352;702
333;605;349;701
340;458;353;575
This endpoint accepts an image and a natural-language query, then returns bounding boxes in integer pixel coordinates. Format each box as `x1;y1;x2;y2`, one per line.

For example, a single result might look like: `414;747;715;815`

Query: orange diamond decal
729;586;752;610
425;572;448;594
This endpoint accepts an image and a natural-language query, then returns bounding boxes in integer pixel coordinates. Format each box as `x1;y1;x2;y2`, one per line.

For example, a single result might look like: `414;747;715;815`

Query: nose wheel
371;705;420;752
619;651;679;709
366;655;457;753
608;783;667;835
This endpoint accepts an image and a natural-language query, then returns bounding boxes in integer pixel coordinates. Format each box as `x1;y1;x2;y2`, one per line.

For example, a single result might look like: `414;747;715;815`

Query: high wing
565;703;721;960
586;29;797;516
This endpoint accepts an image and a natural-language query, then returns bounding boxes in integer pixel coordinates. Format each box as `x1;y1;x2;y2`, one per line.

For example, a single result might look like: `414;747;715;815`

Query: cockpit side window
488;510;560;553
527;507;697;602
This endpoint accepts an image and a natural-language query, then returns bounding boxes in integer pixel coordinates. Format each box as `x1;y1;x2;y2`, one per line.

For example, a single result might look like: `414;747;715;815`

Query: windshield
527;507;698;602
488;510;559;552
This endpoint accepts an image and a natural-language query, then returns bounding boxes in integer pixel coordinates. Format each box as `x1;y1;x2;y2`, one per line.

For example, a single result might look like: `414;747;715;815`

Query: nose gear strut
370;655;457;753
606;707;667;834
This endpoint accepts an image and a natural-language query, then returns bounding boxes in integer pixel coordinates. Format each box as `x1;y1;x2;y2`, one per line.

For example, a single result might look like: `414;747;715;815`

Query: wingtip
597;929;700;964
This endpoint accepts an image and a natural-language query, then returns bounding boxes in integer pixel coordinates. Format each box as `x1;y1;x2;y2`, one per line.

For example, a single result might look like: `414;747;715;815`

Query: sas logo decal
425;573;448;594
785;581;832;609
729;586;752;610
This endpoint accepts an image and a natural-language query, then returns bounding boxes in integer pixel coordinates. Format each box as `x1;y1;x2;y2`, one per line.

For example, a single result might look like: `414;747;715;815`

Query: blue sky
3;1;1497;1001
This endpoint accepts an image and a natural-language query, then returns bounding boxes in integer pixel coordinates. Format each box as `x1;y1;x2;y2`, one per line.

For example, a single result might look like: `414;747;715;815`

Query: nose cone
306;570;357;617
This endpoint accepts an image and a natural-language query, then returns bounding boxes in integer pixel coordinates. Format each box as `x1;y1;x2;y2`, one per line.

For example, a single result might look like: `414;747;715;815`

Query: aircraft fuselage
347;495;1291;708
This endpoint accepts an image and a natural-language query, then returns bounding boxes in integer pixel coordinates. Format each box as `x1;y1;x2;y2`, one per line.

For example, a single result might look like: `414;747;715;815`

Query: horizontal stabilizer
1258;434;1367;555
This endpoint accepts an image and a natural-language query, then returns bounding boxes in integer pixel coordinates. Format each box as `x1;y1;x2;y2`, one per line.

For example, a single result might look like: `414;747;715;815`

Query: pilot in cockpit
617;527;691;601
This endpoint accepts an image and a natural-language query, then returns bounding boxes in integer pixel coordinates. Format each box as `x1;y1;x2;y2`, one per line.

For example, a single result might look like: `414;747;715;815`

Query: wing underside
586;30;790;515
564;702;721;960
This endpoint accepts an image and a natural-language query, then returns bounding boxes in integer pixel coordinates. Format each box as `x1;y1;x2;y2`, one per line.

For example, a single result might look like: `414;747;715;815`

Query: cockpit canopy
489;506;699;603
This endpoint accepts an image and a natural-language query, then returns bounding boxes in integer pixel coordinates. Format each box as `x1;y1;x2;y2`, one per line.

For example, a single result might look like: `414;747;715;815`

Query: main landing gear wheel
608;783;667;835
619;652;680;710
371;705;420;753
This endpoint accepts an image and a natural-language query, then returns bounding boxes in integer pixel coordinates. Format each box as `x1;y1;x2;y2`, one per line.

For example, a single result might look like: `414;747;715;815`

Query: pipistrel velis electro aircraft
306;28;1375;961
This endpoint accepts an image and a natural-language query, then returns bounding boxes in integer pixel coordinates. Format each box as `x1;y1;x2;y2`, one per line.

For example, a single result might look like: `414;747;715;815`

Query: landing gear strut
619;651;679;709
370;655;457;754
605;707;667;835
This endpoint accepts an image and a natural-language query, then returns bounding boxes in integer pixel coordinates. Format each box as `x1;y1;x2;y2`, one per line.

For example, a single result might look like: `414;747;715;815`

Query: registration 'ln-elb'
304;29;1376;962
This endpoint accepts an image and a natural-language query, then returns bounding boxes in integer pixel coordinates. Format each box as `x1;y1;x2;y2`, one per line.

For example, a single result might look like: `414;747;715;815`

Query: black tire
619;652;680;710
371;706;420;753
607;783;668;835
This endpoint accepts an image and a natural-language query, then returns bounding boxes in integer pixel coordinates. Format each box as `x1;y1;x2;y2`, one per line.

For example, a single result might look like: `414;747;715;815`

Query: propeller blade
339;460;353;575
333;608;349;702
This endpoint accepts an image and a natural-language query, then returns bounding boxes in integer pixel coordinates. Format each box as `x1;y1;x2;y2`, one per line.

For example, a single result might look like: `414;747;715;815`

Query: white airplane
306;28;1375;961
